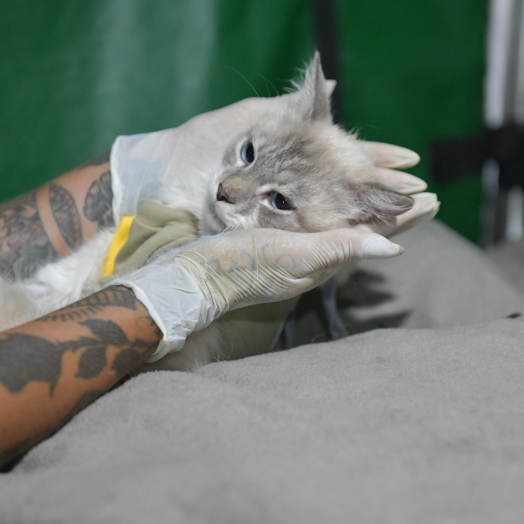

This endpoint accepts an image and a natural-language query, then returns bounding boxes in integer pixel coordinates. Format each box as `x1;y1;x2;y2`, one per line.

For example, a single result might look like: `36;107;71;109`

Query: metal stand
483;0;524;247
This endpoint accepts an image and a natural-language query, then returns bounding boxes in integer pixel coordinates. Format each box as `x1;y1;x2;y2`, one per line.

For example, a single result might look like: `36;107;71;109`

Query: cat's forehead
253;122;374;179
253;121;332;160
221;113;377;187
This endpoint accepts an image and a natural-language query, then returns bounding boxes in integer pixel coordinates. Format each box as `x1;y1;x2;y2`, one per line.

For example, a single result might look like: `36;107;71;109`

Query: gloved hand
109;227;403;361
357;141;440;237
110;94;435;230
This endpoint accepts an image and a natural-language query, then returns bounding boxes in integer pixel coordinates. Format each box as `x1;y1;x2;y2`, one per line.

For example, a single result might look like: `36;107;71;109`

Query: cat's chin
199;202;228;235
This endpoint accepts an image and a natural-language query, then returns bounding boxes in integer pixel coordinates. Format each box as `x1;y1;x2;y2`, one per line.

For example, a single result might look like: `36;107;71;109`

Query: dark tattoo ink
0;191;57;278
112;347;145;376
83;171;114;228
41;287;137;322
0;319;155;393
83;151;110;167
76;346;108;379
49;183;82;249
0;333;66;393
81;319;130;347
75;319;154;379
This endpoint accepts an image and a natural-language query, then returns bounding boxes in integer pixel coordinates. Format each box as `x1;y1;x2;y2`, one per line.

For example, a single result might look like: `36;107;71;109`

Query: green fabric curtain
0;0;487;241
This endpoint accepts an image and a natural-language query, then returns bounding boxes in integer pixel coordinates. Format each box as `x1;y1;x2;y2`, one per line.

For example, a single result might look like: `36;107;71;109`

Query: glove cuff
110;131;173;223
107;262;218;362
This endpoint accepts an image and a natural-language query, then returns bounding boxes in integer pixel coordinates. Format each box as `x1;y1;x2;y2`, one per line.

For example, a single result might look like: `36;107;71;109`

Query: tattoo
83;171;114;228
0;191;57;279
83;151;110;167
0;333;67;393
49;183;82;249
0;317;155;394
112;346;146;376
75;319;142;379
41;287;137;322
0;286;159;469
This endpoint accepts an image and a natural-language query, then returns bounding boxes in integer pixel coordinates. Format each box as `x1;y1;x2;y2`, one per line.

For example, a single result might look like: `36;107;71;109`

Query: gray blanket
2;221;524;524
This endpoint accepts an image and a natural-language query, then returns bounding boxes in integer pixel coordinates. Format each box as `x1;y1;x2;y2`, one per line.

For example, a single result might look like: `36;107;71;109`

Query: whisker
225;66;260;97
259;75;280;97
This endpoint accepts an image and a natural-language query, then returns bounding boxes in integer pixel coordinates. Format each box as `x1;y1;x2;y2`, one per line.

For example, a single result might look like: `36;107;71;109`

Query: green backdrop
0;0;487;241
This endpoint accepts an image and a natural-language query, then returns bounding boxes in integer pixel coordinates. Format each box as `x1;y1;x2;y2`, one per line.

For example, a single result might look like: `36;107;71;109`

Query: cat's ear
299;52;332;123
352;185;414;222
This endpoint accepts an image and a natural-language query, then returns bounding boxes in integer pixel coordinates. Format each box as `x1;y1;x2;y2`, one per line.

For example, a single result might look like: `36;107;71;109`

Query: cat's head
204;53;413;234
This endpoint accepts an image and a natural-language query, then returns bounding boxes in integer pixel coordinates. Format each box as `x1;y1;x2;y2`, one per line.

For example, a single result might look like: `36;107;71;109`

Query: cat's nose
216;183;233;204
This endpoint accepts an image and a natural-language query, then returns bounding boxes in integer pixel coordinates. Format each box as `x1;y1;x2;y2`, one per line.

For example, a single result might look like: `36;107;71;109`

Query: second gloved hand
109;227;404;361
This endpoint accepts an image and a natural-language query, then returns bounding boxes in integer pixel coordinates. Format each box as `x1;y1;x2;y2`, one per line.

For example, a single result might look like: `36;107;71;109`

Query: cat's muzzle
216;183;233;204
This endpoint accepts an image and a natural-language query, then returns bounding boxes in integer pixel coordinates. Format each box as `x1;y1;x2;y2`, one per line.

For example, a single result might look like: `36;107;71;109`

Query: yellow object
102;215;136;276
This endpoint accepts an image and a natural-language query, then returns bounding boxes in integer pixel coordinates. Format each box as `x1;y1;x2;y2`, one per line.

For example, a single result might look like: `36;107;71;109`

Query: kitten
0;53;413;370
200;55;412;238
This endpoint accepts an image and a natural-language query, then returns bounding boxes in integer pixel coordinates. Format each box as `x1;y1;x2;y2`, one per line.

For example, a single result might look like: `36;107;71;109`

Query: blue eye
240;141;255;164
270;191;293;211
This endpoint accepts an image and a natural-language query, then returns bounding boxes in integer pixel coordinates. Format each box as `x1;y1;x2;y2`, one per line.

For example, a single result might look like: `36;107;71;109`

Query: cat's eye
240;141;255;164
269;191;293;211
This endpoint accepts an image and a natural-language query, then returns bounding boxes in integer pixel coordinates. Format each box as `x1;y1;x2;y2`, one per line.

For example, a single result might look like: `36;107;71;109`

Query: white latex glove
357;141;440;237
110;95;434;230
109;228;404;361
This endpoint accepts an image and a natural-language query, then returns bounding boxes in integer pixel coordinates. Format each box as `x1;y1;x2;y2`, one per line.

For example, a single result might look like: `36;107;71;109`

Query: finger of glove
362;141;421;169
175;228;403;269
286;229;404;278
356;192;440;237
226;230;401;310
375;167;427;195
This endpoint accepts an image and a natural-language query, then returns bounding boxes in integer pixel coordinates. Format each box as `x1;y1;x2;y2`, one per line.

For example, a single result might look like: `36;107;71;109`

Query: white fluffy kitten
0;54;412;370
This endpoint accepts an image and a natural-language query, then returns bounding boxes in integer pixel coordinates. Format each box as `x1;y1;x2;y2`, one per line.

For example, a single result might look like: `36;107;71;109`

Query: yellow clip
102;215;135;276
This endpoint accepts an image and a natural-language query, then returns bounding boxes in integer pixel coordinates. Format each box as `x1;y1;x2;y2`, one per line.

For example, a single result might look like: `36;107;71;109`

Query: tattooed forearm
0;191;57;279
0;152;114;278
0;285;161;468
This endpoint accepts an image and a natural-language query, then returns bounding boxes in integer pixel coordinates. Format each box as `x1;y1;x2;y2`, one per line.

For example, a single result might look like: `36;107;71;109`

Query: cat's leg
321;277;348;340
321;262;356;340
282;306;296;349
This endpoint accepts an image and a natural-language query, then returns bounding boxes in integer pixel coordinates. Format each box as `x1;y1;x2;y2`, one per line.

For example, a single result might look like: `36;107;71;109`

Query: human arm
0;153;114;279
0;285;160;469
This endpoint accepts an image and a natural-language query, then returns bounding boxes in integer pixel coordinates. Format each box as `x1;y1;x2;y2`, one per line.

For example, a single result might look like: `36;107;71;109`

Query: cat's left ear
352;185;414;223
300;52;333;123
